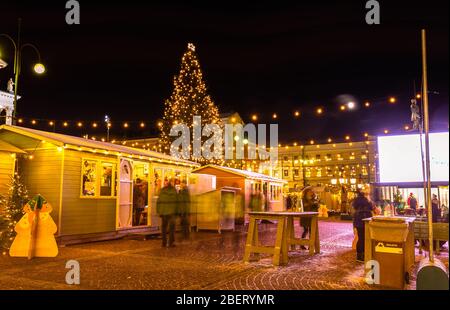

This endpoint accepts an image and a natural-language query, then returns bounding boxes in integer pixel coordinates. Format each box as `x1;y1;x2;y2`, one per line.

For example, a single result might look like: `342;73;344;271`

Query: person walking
352;190;374;262
178;180;191;241
157;178;178;248
431;194;441;223
407;193;418;211
133;178;146;226
300;188;319;241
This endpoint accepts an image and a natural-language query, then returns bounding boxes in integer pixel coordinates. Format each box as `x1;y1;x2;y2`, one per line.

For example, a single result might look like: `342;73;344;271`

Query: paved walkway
0;219;447;290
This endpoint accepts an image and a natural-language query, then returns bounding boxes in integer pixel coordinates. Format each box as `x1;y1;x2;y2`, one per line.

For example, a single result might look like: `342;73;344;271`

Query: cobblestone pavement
0;219;448;290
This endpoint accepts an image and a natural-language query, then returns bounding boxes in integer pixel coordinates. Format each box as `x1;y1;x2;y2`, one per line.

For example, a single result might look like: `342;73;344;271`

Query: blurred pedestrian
133;178;146;226
157;178;178;247
352;190;374;262
178;180;191;241
300;188;319;242
431;194;441;223
407;193;418;211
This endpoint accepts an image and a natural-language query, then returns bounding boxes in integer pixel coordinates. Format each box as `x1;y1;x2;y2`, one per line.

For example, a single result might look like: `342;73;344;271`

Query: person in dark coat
178;180;191;241
431;194;441;223
133;178;146;226
352;190;374;262
407;193;418;211
301;188;319;240
157;178;178;247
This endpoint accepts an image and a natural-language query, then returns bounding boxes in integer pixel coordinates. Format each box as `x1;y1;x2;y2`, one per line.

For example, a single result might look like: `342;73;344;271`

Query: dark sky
0;0;448;143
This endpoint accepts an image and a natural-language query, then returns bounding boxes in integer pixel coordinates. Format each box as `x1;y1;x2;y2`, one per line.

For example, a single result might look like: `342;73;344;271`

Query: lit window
82;160;97;197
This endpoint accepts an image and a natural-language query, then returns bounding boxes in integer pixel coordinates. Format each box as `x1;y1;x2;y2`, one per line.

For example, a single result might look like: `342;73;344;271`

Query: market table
243;211;320;266
286;212;320;255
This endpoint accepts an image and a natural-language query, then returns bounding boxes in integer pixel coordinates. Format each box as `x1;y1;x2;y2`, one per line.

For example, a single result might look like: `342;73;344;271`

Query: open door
118;159;133;228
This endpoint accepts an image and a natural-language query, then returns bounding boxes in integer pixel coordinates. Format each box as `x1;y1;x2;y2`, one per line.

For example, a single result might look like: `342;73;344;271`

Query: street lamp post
104;115;111;142
0;19;46;124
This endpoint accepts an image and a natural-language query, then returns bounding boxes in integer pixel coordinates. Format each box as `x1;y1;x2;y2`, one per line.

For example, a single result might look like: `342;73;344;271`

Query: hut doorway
118;159;133;228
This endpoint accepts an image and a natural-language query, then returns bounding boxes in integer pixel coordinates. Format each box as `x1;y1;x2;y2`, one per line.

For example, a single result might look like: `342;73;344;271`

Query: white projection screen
377;132;449;183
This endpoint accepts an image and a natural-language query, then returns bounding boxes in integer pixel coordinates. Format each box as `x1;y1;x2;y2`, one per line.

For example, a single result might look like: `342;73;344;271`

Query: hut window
81;159;117;198
100;162;115;197
82;160;97;197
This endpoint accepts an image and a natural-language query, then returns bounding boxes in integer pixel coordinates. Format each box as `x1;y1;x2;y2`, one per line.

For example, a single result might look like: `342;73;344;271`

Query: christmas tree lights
159;43;222;164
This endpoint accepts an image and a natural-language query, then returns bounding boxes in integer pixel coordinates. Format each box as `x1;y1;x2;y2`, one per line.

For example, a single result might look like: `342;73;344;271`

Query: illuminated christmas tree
0;174;29;255
159;43;222;164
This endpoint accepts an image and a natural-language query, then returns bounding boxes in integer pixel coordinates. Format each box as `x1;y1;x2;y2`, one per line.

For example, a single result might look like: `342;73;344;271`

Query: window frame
80;157;118;199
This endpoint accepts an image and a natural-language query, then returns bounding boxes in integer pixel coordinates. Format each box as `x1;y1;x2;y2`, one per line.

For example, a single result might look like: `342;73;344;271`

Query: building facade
274;139;377;191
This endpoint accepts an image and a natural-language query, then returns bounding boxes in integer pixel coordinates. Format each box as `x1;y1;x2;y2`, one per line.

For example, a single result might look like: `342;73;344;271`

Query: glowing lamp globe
34;63;46;74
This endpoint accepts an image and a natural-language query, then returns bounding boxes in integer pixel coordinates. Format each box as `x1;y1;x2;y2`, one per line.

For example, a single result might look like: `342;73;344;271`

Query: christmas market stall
0;125;199;244
192;165;287;224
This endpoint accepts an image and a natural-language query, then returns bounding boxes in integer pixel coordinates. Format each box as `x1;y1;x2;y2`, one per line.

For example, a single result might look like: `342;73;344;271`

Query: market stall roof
193;164;287;183
0;139;26;153
0;125;199;167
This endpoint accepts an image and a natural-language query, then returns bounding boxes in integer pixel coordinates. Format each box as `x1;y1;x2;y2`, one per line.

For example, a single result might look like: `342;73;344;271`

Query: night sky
0;1;448;143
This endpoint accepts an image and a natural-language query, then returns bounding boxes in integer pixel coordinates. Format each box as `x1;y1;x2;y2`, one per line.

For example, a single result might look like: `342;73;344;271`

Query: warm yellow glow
345;135;351;141
272;113;277;119
251;114;258;121
31;120;37;125
18;119;23;123
77;122;83;127
57;147;63;152
49;121;54;126
416;93;421;99
327;138;332;143
340;105;346;111
28;155;34;160
124;123;129;128
310;140;315;145
231;117;236;123
33;63;46;74
316;108;323;115
364;132;369;137
331;179;338;185
364;101;370;107
92;123;98;128
140;122;145;128
63;122;68;127
404;125;410;130
384;129;389;134
389;97;396;104
234;136;240;141
294;111;300;117
243;139;249;145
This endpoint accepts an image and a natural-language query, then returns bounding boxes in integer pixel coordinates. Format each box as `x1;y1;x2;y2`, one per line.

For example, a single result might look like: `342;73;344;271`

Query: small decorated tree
0;174;29;255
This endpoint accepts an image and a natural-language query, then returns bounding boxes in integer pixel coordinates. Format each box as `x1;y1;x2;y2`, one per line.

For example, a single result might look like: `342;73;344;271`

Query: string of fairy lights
3;92;423;146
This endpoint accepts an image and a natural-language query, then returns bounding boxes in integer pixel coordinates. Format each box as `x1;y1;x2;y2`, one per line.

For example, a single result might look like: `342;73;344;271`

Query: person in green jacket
157;178;178;247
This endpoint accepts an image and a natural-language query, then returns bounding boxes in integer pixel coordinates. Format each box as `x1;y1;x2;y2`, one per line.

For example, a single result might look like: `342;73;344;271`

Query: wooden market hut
192;165;287;222
0;125;199;244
